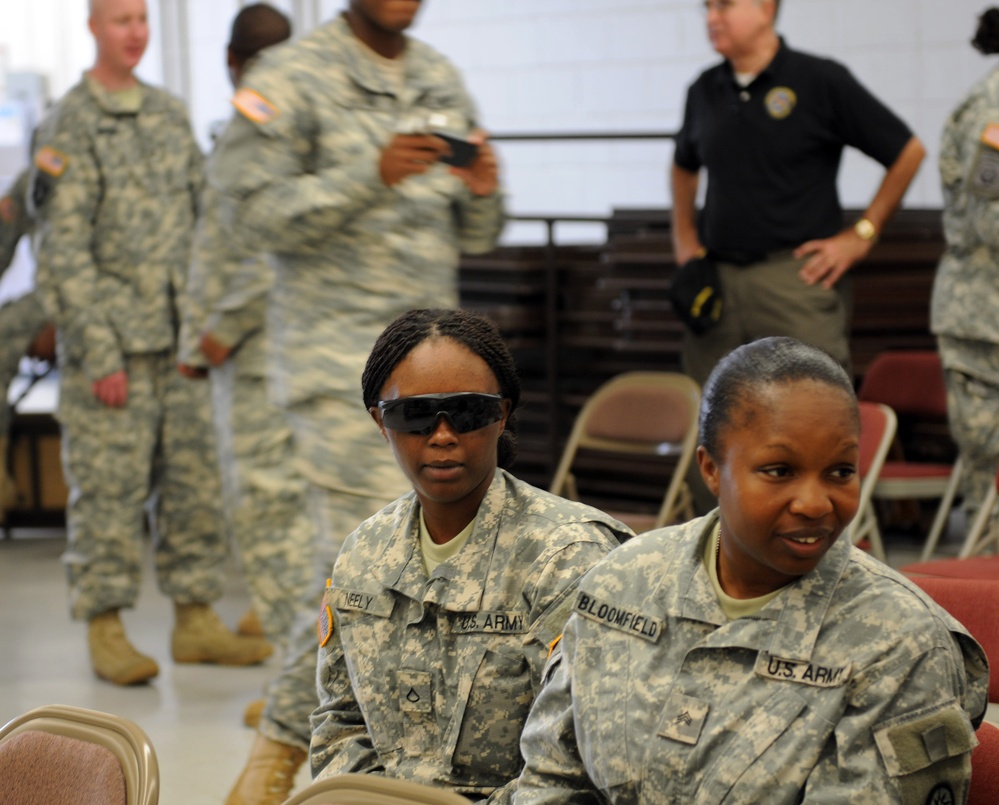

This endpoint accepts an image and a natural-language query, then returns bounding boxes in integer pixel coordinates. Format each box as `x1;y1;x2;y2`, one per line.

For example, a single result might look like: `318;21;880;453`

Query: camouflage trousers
209;332;318;646
938;336;999;530
59;351;228;621
0;292;49;434
259;484;395;750
254;394;408;747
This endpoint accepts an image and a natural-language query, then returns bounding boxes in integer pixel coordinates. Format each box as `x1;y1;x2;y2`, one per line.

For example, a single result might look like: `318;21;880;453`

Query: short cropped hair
699;336;857;460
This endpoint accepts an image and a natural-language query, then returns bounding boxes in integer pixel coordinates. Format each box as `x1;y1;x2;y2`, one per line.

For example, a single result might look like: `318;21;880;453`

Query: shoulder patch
981;122;999;151
232;88;279;125
0;196;15;223
34;146;69;178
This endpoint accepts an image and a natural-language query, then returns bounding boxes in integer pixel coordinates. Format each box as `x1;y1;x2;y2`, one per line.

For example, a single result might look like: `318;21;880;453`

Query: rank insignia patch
765;87;797;120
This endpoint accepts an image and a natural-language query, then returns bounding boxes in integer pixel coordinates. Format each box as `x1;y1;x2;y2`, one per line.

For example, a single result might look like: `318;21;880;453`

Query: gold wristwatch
854;217;877;242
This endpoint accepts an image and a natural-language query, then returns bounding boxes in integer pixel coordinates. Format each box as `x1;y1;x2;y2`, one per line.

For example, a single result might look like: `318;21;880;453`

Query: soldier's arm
210;83;397;257
311;628;383;779
32;136;122;381
0;169;34;276
803;638;982;801
514;620;602;804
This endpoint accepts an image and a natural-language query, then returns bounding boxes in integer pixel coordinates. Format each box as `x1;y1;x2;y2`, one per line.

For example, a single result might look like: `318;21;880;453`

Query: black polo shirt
673;39;913;256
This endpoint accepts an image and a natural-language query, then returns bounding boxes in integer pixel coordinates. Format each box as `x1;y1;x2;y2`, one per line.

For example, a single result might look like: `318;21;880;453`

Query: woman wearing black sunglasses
308;308;631;802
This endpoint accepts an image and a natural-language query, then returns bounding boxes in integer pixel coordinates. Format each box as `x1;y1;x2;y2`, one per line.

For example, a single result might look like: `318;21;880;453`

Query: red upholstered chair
907;576;999;704
0;704;158;805
857;351;963;561
970;721;999;805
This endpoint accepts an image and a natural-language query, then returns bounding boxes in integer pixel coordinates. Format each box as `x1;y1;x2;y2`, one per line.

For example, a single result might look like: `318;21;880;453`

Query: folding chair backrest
281;772;473;805
857;350;948;418
0;704;158;805
549;371;700;532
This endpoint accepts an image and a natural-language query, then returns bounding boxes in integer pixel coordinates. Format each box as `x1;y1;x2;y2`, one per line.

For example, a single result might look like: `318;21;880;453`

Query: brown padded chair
549;371;700;534
846;401;898;561
280;773;473;805
0;704;158;805
856;350;964;561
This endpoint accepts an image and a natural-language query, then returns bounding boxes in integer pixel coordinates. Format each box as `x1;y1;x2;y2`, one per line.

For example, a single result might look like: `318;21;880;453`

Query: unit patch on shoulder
765;87;797;120
980;122;999;150
971;125;999;198
233;88;279;124
0;195;14;223
34;146;69;178
318;603;334;647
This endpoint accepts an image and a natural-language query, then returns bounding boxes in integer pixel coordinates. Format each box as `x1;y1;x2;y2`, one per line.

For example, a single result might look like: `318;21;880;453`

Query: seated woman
515;337;989;803
309;308;630;802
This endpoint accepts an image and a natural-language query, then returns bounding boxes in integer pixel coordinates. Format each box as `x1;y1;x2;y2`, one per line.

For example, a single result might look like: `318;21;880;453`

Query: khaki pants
682;252;853;389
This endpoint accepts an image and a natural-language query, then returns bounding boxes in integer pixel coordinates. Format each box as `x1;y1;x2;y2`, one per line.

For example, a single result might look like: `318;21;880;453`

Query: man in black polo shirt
672;0;925;387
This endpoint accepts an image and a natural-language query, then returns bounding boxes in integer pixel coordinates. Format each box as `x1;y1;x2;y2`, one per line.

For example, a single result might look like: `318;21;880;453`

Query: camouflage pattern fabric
208;15;505;752
208;344;319;644
0;169;48;435
939;337;999;527
0;169;32;273
310;470;628;803
515;513;989;804
30;76;227;620
183;156;317;645
0;292;48;435
258;485;396;752
209;14;506;494
59;352;228;620
933;64;999;530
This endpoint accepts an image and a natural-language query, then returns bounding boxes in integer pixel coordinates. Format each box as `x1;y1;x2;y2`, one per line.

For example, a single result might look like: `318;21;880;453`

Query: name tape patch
451;611;526;634
755;652;851;688
575;591;663;643
333;587;394;618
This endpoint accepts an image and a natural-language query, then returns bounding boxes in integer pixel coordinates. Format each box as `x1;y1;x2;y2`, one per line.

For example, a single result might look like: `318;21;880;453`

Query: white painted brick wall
1;0;996;226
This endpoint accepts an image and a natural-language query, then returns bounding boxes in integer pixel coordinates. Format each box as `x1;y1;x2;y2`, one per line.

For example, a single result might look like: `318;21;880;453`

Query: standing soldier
212;1;506;801
0;169;53;523
29;0;271;686
178;4;311;723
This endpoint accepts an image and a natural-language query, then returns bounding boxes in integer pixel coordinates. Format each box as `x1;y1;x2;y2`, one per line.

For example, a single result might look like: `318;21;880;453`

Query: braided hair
699;337;857;460
362;309;521;469
973;8;999;54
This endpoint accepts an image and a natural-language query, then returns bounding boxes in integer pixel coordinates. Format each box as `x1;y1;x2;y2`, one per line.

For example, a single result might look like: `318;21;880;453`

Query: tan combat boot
237;607;266;638
171;602;273;665
243;698;266;729
225;733;307;805
88;610;159;685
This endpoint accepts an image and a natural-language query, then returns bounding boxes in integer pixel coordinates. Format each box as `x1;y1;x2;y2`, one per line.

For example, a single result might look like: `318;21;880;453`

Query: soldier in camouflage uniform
300;309;624;804
932;8;999;539
214;2;505;801
28;0;271;687
178;5;315;658
515;338;988;804
0;169;52;521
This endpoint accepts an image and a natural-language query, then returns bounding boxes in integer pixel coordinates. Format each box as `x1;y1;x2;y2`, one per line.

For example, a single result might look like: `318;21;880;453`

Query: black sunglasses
377;392;505;436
